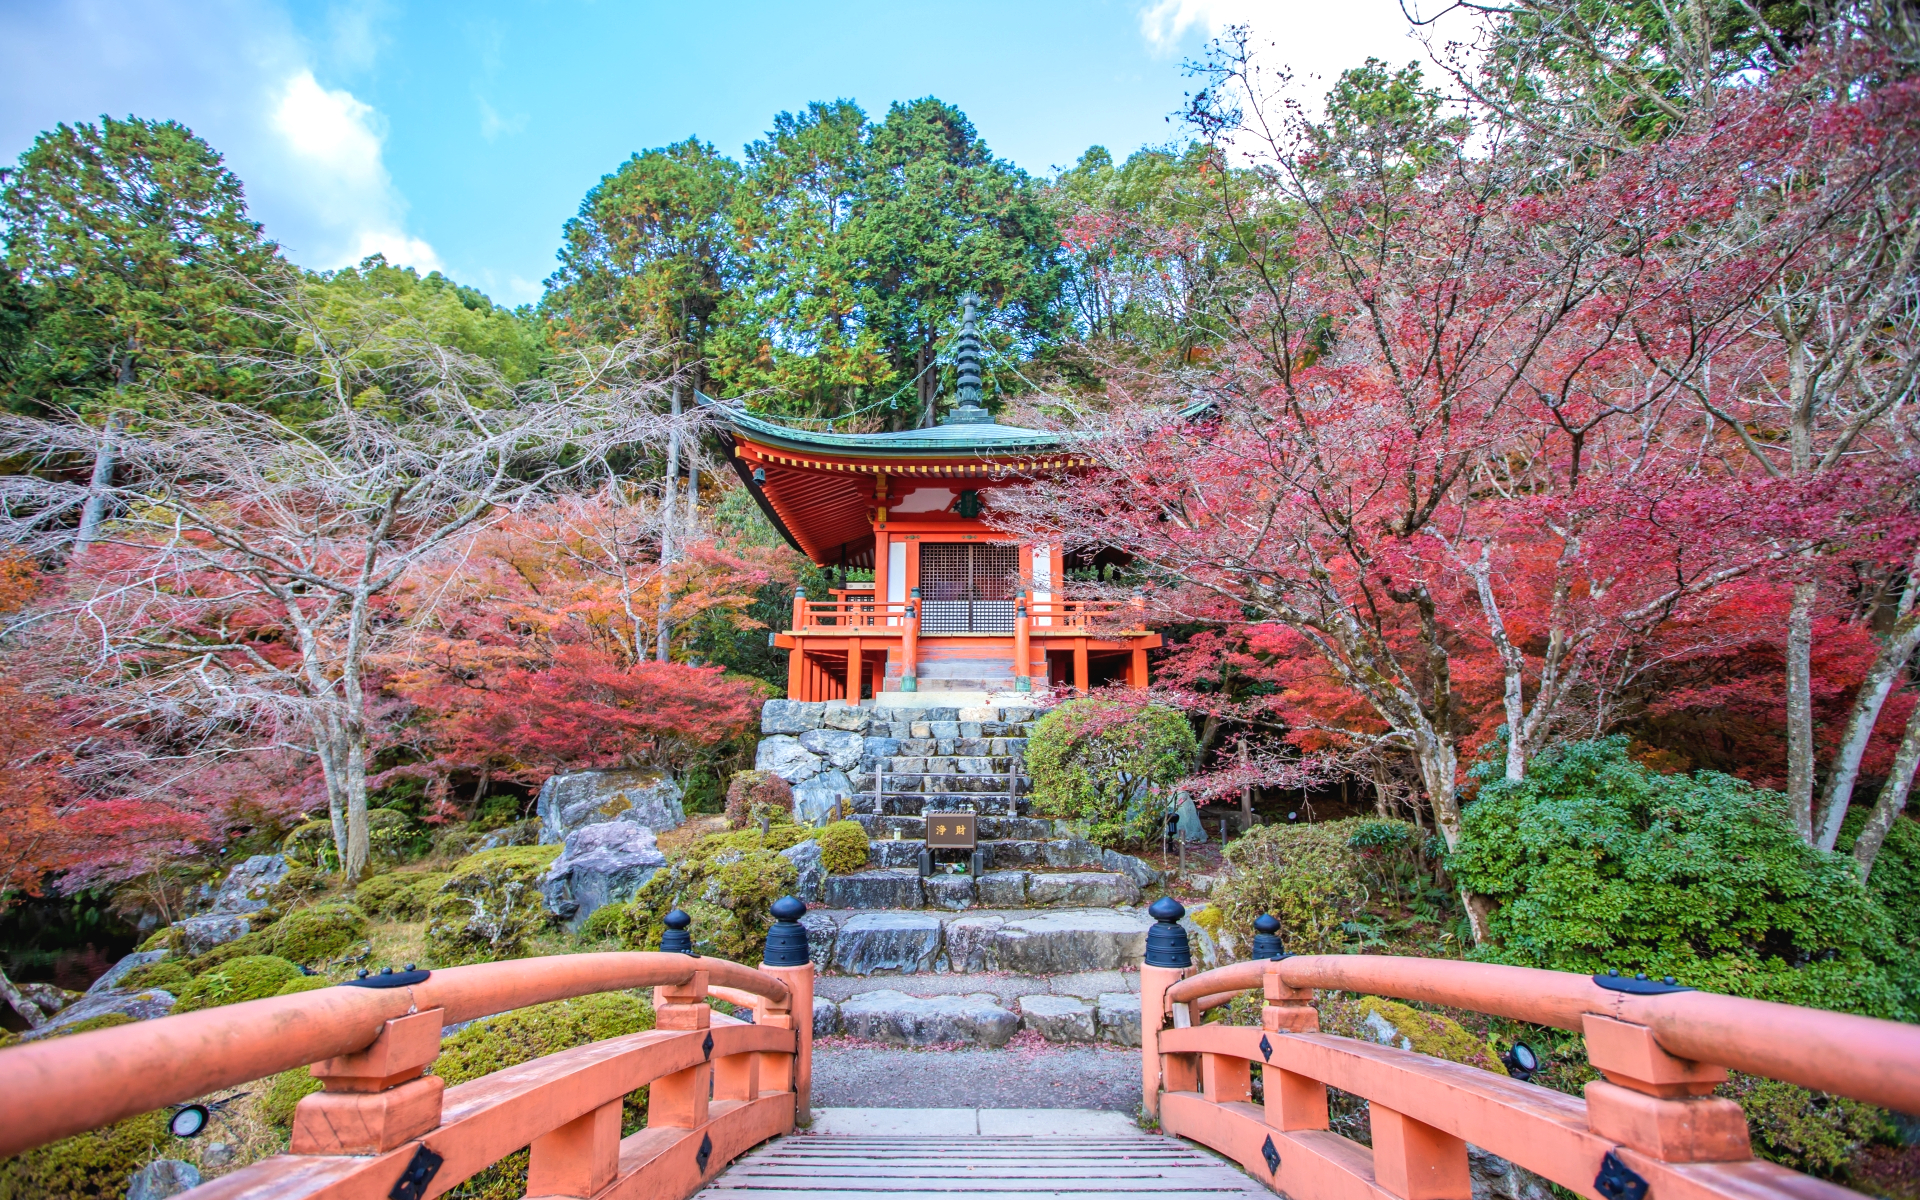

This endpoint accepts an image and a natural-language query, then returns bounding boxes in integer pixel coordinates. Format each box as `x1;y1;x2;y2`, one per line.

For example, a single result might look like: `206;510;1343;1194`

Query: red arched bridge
2;897;1917;1200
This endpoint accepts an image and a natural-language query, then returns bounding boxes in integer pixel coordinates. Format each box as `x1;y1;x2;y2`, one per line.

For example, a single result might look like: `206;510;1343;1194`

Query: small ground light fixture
1502;1042;1540;1081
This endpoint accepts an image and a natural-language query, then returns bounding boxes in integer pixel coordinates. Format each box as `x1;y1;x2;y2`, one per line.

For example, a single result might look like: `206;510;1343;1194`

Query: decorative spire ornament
941;294;994;425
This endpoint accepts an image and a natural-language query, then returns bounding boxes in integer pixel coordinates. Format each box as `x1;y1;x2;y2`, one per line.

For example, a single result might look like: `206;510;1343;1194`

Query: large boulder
762;699;828;735
23;987;177;1040
541;822;667;930
755;736;825;785
793;768;855;826
813;996;841;1037
830;912;943;975
820;704;871;733
822;869;922;910
536;769;683;846
171;913;251;957
943;914;1004;972
1019;994;1097;1042
990;909;1154;975
839;990;1018;1048
781;839;826;903
1469;1147;1556;1200
211;854;292;915
799;911;838;971
1101;848;1163;888
87;949;168;996
975;871;1028;907
1025;872;1141;907
126;1160;201;1200
798;727;865;770
1097;993;1142;1047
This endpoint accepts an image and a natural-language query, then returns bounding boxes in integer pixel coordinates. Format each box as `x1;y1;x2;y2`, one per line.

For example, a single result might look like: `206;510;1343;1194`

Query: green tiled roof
702;393;1066;458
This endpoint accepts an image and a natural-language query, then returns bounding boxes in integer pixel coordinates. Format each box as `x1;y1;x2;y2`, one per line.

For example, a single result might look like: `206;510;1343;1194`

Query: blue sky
2;1;1454;306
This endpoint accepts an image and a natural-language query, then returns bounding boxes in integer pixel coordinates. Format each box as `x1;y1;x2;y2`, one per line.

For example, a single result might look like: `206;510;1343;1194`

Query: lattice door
918;543;1018;634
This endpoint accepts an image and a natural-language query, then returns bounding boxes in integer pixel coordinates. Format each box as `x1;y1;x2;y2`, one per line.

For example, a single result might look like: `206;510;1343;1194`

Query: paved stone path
812;1044;1143;1111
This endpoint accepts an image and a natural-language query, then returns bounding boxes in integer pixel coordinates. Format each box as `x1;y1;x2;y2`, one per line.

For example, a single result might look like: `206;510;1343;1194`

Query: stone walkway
812;1044;1143;1111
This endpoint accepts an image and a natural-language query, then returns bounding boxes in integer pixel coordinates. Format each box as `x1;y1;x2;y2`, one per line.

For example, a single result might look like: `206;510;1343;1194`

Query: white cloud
0;0;437;274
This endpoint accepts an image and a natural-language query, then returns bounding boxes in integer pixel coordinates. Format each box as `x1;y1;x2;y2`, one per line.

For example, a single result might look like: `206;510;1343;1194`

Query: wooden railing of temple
1137;899;1920;1200
0;900;817;1200
789;595;1148;634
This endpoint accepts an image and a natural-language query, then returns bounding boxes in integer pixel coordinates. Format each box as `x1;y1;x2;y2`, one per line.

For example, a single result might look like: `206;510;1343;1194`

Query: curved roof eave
699;391;1068;458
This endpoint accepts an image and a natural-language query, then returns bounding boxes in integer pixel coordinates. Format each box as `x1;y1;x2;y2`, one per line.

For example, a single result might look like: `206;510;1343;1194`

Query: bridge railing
0;899;817;1200
1137;899;1920;1200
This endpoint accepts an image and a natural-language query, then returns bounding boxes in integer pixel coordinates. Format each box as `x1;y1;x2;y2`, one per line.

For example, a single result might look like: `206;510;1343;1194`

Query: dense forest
0;0;1916;1022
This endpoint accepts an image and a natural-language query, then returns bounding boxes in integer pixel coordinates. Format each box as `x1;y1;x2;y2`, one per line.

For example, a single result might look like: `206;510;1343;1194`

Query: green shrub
176;955;304;1012
267;901;369;965
1716;1073;1888;1176
1451;738;1913;1020
432;993;656;1199
816;821;870;874
368;807;426;865
1025;698;1196;848
1214;819;1375;953
282;819;338;870
726;770;794;830
262;1067;324;1130
0;1108;168;1199
603;829;796;963
356;871;452;920
425;845;563;966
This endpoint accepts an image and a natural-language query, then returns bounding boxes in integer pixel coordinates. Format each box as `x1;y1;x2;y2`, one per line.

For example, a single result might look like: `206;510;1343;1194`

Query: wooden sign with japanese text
923;811;978;849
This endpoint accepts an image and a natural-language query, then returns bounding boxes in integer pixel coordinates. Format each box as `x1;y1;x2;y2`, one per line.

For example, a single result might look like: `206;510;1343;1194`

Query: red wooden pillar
845;637;863;702
1014;597;1031;692
1073;640;1089;694
1131;646;1149;689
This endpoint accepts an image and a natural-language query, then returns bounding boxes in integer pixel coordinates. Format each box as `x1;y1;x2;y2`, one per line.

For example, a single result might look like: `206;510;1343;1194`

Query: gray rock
863;736;903;762
975;870;1028;907
799;911;838;971
1042;838;1106;869
924;874;975;910
957;705;998;722
1182;916;1221;969
762;699;827;734
755;736;825;785
929;720;961;739
793;768;855;826
24;988;177;1040
20;982;76;1017
839;989;1019;1047
782;839;826;903
1026;871;1141;907
814;996;841;1037
999;706;1036;724
171;913;251;957
1469;1145;1556;1200
1101;848;1163;888
991;909;1154;975
1176;798;1207;842
868;839;923;869
822;869;923;910
212;854;292;915
200;1141;235;1169
126;1160;202;1200
536;769;684;845
830;912;943;975
541;821;666;929
1097;993;1142;1047
943;914;1004;972
799;728;865;770
820;704;871;733
1020;994;1098;1042
87;949;168;996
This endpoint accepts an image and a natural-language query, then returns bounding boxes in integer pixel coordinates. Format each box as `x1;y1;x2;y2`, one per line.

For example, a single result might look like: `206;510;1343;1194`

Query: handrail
0;951;791;1160
1163;953;1920;1120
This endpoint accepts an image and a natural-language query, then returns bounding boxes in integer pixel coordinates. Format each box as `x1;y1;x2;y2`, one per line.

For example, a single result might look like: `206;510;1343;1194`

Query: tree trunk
658;384;681;663
344;723;370;881
1853;698;1920;879
1785;579;1818;841
314;714;352;873
0;963;47;1029
1815;612;1920;849
75;411;124;553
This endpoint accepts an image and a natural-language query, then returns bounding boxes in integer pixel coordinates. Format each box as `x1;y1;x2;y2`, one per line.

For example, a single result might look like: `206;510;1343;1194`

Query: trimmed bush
1025;698;1196;848
425;844;562;966
175;955;304;1012
1450;738;1914;1020
0;1108;169;1199
726;770;794;830
1214;819;1374;954
816;820;870;874
1716;1074;1889;1177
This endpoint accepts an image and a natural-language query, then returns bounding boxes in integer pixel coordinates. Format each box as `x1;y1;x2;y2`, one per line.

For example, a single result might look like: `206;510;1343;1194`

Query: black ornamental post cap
1145;897;1191;968
1251;913;1287;960
764;896;811;967
661;908;696;956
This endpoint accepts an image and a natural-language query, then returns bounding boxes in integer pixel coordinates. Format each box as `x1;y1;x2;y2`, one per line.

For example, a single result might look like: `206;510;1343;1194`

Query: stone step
850;835;1160;885
801;907;1169;979
812;987;1141;1048
857;814;1057;841
823;867;1145;911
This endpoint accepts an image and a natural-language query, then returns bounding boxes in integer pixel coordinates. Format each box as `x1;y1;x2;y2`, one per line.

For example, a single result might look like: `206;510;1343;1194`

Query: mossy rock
367;807;423;865
282;819;338;870
1336;997;1503;1073
121;960;193;994
176;955;305;1012
0;1107;169;1199
432;992;655;1199
44;1012;137;1039
262;1067;325;1131
275;975;331;997
264;901;369;966
356;870;452;920
425;845;563;966
816;820;870;875
605;831;796;964
726;770;793;830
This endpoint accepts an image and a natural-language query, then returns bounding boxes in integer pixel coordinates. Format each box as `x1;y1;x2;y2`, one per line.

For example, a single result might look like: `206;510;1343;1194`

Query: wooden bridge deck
696;1130;1271;1200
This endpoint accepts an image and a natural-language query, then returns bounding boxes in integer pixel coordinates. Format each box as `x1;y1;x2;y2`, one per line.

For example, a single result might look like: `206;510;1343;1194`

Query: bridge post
1261;946;1329;1132
650;965;713;1131
761;896;816;1125
292;1006;445;1155
526;1099;623;1198
1369;1105;1473;1200
1140;897;1192;1120
1581;1012;1750;1161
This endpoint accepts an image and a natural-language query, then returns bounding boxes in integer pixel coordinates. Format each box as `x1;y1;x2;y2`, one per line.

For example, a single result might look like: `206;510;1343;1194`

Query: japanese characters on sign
923;810;978;849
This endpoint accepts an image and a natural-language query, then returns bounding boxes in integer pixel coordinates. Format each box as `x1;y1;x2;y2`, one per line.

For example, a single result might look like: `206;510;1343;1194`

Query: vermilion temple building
708;300;1160;705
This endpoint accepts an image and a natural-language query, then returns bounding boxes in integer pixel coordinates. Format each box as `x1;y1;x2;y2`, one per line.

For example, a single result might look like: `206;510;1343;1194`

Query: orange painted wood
1585;1080;1752;1163
602;1094;794;1200
1162;1092;1398;1200
759;961;814;1123
714;1050;761;1102
650;1063;712;1129
310;1008;443;1091
1139;963;1187;1118
525;1098;622;1198
1266;1067;1331;1132
1368;1104;1471;1200
1203;1053;1252;1103
846;637;862;700
1584;1013;1725;1096
1072;641;1089;692
290;1075;445;1156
